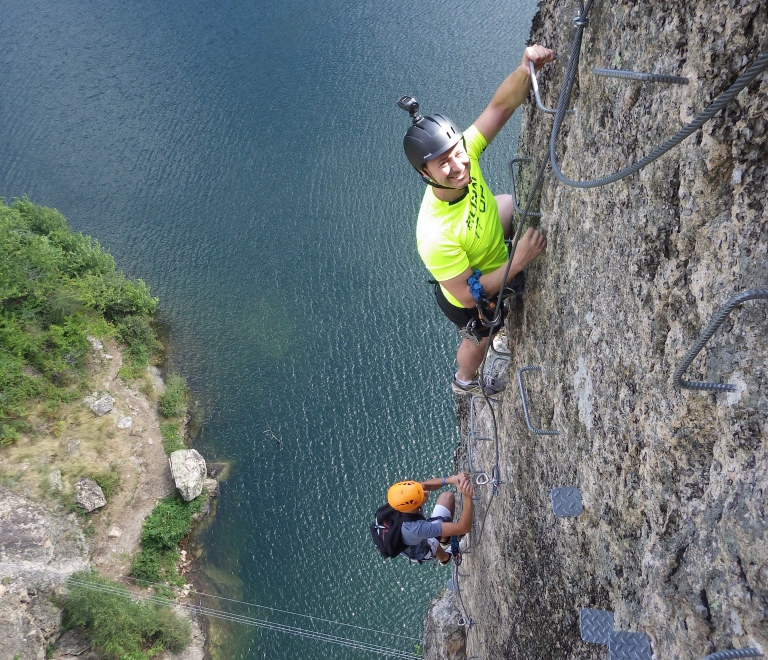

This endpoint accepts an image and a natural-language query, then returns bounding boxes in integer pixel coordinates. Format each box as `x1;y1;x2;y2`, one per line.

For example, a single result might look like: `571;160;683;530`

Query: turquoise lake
1;0;538;656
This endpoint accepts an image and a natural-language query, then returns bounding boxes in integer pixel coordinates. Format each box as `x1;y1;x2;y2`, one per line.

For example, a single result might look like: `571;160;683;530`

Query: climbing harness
672;288;768;392
591;67;689;85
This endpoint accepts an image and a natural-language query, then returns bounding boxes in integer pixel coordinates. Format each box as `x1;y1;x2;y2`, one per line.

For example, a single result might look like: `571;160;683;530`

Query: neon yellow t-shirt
416;125;507;308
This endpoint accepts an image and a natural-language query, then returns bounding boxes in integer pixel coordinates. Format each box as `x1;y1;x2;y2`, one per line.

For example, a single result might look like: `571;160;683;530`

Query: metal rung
517;366;561;436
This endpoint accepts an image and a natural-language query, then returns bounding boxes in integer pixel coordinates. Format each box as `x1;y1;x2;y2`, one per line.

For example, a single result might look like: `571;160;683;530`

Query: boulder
48;470;63;492
75;478;106;512
170;449;207;501
116;416;133;429
204;478;219;498
89;394;114;416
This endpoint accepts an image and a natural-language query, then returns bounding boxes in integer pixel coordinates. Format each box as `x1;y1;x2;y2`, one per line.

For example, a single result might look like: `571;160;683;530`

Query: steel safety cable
65;579;419;656
549;1;768;188
66;578;420;659
452;561;473;631
90;571;422;642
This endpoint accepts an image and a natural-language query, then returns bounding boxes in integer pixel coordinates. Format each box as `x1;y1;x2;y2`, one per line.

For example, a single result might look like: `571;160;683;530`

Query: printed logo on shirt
466;177;486;238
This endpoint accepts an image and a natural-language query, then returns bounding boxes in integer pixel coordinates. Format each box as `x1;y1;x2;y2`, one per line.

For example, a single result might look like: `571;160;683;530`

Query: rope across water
66;577;421;659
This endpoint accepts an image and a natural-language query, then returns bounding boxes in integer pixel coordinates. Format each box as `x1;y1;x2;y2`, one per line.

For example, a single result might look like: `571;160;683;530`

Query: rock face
445;2;768;660
90;393;114;416
423;590;466;660
170;449;207;501
0;490;89;660
75;478;107;512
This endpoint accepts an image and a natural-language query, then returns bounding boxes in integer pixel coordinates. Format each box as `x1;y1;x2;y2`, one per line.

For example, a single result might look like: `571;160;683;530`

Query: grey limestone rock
48;469;63;492
170;449;207;501
89;393;114;416
86;335;103;352
0;490;88;660
422;590;466;660
56;628;91;656
75;478;106;512
204;477;220;498
116;415;133;429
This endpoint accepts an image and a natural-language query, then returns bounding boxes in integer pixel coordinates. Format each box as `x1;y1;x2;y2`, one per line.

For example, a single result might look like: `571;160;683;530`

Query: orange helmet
387;481;426;513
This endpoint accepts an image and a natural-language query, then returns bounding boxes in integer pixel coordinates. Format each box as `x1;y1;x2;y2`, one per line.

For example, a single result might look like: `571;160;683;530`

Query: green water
0;0;539;656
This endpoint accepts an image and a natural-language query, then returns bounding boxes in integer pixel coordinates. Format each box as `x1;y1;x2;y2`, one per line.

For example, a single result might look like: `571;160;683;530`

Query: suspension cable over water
66;577;421;660
90;571;422;642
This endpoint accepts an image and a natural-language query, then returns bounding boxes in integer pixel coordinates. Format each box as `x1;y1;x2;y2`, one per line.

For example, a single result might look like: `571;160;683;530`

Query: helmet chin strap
421;173;463;191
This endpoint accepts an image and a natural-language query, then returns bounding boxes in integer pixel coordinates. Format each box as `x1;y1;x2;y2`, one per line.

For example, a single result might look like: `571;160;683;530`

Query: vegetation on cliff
0;198;159;444
61;571;191;659
131;492;204;587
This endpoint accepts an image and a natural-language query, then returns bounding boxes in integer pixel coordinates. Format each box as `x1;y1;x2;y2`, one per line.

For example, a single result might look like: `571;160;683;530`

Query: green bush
116;315;162;379
157;375;187;418
93;468;122;500
61;571;190;659
160;421;185;455
141;493;201;551
0;198;161;442
131;493;202;586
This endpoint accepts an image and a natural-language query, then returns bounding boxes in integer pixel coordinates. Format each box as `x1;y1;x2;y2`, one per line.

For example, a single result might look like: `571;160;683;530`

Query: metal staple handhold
469;395;493;442
517;367;561;436
592;67;689;85
529;61;576;115
509;158;543;218
702;649;763;660
672;288;768;392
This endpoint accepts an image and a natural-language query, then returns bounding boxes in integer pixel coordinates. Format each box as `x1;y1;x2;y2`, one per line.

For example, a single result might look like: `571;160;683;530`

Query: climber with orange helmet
370;474;474;564
398;45;555;396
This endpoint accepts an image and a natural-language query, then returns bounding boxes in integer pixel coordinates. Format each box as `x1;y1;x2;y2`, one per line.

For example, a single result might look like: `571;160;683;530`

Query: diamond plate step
580;608;614;644
550;487;583;517
609;631;652;660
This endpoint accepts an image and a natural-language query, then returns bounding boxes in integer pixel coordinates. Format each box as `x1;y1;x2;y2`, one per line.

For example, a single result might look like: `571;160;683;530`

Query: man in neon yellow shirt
400;46;554;395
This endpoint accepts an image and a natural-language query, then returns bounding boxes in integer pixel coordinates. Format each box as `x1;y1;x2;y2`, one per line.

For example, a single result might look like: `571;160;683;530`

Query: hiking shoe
451;373;506;396
440;535;467;553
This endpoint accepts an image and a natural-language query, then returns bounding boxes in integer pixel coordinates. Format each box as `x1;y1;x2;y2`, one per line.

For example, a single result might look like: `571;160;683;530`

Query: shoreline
0;333;215;660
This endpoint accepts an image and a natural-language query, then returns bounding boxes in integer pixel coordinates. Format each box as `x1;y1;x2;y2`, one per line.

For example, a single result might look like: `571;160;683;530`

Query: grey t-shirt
401;518;443;546
400;517;444;562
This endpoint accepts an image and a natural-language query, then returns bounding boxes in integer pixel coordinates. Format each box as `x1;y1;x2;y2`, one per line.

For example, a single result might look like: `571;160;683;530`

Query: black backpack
370;503;424;559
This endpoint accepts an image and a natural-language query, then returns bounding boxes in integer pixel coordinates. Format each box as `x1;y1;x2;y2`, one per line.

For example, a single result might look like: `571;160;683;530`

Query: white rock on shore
169;449;207;502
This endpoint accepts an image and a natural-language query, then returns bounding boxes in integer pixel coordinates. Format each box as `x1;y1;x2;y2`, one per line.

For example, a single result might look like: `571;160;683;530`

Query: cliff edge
427;1;767;659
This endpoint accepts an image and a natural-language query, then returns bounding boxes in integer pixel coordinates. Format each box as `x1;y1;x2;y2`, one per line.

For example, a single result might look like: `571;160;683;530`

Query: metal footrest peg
580;608;614;644
550;487;583;517
609;631;652;660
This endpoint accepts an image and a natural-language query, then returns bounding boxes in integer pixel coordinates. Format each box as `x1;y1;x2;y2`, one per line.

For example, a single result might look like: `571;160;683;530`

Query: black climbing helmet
398;95;463;173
